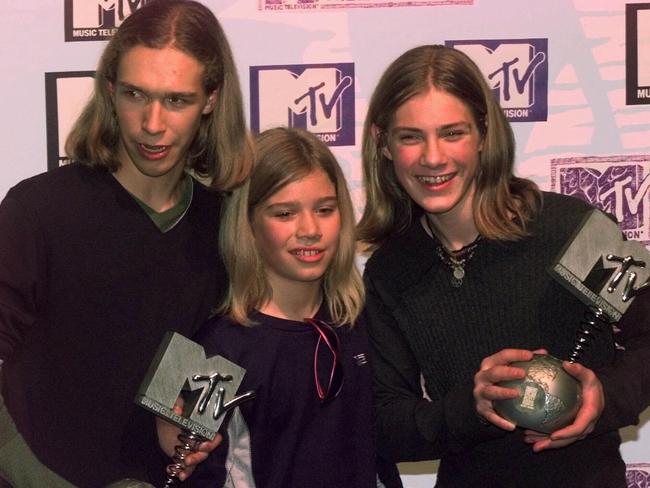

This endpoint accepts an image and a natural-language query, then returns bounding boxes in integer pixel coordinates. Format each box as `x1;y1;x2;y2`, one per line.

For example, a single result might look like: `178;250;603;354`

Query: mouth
291;248;323;257
137;143;171;160
416;174;454;185
139;143;168;154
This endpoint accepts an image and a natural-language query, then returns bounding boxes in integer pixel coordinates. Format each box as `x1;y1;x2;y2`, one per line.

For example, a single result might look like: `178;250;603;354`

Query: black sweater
0;164;227;487
364;191;650;487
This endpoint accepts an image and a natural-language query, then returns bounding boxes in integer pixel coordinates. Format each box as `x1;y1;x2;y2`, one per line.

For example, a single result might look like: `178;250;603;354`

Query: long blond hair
358;45;541;247
220;127;364;326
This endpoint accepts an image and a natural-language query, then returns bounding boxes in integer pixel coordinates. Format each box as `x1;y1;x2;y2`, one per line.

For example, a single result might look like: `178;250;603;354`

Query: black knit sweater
0;164;227;487
364;191;650;487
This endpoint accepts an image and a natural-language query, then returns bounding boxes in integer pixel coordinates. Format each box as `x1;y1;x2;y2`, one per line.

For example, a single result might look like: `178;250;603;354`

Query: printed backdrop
1;1;650;486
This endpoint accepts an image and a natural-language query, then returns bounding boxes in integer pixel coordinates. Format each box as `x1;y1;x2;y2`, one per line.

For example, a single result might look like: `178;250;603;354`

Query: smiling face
110;45;217;187
383;86;483;227
251;169;341;296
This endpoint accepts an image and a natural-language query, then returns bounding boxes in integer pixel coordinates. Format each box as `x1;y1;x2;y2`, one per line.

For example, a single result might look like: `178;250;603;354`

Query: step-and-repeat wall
1;1;649;486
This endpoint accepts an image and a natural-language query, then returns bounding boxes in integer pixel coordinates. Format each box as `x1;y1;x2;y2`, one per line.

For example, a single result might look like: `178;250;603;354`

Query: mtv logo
135;332;254;440
70;0;146;28
250;63;355;146
446;39;548;122
626;3;650;104
626;463;650;487
551;155;650;245
549;209;650;322
558;165;646;231
45;71;95;170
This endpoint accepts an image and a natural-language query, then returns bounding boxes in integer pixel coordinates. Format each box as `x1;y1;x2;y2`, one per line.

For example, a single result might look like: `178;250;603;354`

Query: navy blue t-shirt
188;307;379;488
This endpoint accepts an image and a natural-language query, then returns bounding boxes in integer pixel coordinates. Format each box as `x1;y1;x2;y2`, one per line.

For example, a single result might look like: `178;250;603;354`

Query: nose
142;100;166;135
421;137;444;167
297;211;321;240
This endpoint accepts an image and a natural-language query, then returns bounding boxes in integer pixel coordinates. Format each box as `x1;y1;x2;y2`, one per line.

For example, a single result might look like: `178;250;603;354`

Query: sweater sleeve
0;194;45;362
365;274;503;462
592;291;650;434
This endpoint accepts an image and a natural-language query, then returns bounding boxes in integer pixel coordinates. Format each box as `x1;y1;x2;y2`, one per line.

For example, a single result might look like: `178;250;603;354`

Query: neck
113;152;187;212
114;169;187;212
259;279;323;322
423;212;479;251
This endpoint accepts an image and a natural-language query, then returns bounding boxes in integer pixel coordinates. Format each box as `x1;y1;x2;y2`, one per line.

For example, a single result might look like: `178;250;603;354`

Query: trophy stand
568;307;610;364
163;429;206;487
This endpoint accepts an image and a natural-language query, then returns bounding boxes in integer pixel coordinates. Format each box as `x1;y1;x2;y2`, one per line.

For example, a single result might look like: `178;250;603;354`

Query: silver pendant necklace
425;217;481;288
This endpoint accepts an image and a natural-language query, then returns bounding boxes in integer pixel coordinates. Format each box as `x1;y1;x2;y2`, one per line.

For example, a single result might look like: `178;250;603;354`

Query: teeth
141;144;166;153
294;249;320;256
417;175;452;184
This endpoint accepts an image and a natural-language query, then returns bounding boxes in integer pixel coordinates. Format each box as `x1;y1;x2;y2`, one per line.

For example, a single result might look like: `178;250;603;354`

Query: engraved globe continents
493;355;582;433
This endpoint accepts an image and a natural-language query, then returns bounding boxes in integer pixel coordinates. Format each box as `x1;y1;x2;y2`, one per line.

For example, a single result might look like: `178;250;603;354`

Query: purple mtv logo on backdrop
560;166;643;229
446;38;548;122
627;463;650;488
551;155;650;245
250;63;355;146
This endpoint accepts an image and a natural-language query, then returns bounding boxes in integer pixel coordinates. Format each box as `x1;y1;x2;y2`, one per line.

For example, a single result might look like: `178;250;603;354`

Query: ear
371;124;393;161
202;90;218;115
107;81;114;98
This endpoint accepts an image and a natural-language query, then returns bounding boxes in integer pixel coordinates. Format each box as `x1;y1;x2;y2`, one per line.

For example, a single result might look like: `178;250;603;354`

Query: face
382;86;483;224
251;169;341;294
109;45;217;185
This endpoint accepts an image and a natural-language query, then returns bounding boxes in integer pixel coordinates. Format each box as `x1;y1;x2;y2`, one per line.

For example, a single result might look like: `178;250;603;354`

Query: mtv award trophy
494;209;650;433
135;332;255;487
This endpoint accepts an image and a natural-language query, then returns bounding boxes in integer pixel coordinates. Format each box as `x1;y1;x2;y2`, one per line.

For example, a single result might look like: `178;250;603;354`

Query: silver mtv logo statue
549;209;650;322
135;332;254;486
495;209;650;433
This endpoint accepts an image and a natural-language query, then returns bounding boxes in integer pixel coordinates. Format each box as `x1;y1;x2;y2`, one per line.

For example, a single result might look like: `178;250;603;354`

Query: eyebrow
265;196;338;209
115;81;200;100
392;121;473;132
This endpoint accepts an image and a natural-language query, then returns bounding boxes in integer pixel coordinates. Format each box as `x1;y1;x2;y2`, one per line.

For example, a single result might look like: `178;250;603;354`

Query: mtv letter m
135;332;254;440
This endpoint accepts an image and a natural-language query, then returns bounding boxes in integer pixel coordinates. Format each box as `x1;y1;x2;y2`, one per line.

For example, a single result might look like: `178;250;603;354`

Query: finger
522;430;548;443
198;433;223;452
549;401;597;441
172;396;185;414
176;464;196;481
561;361;597;385
531;436;578;452
550;421;592;441
480;349;535;370
482;410;516;431
480;385;520;402
476;365;527;388
183;450;208;467
184;433;223;466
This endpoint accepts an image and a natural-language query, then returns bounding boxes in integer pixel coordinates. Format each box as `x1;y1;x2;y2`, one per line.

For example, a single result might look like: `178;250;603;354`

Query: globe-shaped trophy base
493;354;582;434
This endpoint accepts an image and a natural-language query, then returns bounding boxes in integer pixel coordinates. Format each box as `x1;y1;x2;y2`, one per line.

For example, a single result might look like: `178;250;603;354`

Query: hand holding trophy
492;209;650;434
135;332;255;487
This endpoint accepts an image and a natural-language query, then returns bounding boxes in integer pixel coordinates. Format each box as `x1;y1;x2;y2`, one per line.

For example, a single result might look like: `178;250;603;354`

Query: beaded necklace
424;217;482;288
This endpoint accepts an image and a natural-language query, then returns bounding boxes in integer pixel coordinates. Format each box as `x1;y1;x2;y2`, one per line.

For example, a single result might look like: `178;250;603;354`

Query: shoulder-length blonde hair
357;44;541;247
220;127;363;327
65;0;252;191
